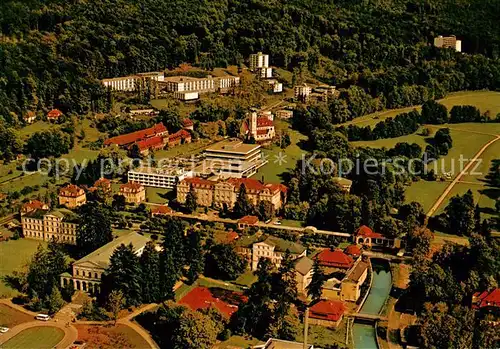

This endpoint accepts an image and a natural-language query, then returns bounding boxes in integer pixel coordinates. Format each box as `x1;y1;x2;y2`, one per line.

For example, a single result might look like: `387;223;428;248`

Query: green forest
1;0;500;125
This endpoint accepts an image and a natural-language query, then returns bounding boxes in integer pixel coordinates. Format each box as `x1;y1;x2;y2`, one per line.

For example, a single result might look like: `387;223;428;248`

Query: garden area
75;324;150;349
1;327;64;349
0;239;46;298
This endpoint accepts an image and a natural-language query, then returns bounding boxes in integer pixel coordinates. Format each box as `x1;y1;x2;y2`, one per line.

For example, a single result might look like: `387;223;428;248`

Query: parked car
35;314;50;321
0;327;9;333
274;220;282;225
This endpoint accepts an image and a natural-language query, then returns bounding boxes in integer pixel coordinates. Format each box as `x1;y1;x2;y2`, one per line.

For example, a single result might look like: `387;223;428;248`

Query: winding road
0;299;159;349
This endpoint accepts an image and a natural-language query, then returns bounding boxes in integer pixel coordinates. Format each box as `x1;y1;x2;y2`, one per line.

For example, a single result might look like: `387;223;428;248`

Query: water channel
352;259;392;349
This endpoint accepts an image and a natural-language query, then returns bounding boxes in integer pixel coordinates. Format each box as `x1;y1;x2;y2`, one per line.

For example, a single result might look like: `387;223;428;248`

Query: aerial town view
0;1;500;349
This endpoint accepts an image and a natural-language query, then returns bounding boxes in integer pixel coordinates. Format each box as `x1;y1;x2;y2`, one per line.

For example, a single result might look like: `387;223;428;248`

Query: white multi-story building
294;83;312;101
434;35;462;52
203;140;267;178
128;167;194;189
249;52;270;71
163;75;240;95
173;91;199;101
102;71;164;91
21;209;79;245
267;79;283;93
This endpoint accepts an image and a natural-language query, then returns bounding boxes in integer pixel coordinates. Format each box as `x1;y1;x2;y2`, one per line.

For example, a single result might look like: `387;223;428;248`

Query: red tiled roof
227;178;267;191
94;178;111;188
59;184;84;197
47;109;63;118
151;205;173;216
182;177;216;187
316;249;354;269
182;118;194;127
168;129;191;142
310;300;346;322
257;117;274;127
227;231;239;242
238;215;259;225
345;244;361;256
356;225;383;239
120;182;144;192
473;289;500;309
179;287;241;318
22;200;48;212
136;136;164;151
104;123;167;146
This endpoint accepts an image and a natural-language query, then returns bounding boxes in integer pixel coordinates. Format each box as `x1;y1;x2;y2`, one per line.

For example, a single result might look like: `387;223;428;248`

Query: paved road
426;135;500;217
0;299;77;348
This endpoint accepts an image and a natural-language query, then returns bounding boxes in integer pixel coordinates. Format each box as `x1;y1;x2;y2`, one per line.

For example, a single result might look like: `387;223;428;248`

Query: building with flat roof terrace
203;140;267;178
128;167;194;189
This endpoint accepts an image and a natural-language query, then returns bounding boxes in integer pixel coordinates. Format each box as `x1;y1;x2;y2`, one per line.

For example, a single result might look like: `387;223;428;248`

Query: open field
233;270;257;287
353;122;500;215
153;139;211;159
17;122;54;138
145;187;170;204
0;304;33;328
342;90;500;128
220;335;263;348
2;326;64;349
75;324;150;349
255;120;307;183
0;239;46;298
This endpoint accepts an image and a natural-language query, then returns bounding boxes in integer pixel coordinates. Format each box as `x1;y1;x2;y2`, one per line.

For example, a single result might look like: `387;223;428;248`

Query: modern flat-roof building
294;83;312;101
249;52;270;71
162;75;240;98
203;140;267;178
267;79;283;93
102;71;164;91
434;35;462;52
128;167;194;189
60;232;150;294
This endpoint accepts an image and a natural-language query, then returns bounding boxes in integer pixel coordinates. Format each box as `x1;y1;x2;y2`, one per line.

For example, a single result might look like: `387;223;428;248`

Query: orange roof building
47;109;63;120
58;184;86;209
177;177;287;211
472;289;500;310
237;215;259;230
178;286;244;318
119;182;146;204
104;123;167;147
344;244;362;258
316;249;354;269
151;205;174;217
309;300;346;327
21;200;49;215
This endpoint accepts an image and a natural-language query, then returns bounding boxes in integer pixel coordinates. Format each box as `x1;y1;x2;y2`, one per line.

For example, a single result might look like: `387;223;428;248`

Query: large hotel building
21;209;79;245
176;177;287;210
102;72;165;91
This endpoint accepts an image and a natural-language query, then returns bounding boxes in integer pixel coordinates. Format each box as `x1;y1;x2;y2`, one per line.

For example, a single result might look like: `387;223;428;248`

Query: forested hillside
1;0;500;124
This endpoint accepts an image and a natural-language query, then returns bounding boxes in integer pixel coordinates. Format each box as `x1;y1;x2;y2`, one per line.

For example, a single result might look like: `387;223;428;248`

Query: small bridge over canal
350;313;388;322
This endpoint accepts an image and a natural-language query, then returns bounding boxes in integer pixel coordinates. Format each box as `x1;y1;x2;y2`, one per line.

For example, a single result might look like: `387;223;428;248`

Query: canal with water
352;259;392;349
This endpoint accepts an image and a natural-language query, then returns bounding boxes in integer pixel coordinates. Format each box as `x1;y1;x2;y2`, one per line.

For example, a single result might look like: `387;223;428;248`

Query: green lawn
220;335;263;348
0;304;33;328
342;90;500;128
296;322;351;349
233;270;257;287
255;121;307;183
353;122;500;215
145;187;171;204
2;326;65;349
281;219;305;228
0;239;46;298
17;122;54;138
153;139;211;160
